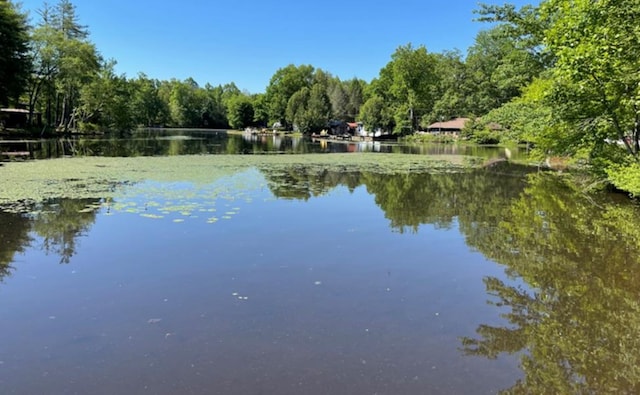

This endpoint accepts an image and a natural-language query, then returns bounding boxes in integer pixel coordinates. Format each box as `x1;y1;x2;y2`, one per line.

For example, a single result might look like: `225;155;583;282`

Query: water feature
0;128;522;159
0;130;638;394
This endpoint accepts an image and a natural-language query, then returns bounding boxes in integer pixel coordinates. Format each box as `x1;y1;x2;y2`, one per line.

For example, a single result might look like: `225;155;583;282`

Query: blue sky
18;0;535;93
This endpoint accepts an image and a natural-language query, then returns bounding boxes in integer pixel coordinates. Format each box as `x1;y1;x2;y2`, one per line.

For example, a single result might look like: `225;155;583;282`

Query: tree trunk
28;79;44;125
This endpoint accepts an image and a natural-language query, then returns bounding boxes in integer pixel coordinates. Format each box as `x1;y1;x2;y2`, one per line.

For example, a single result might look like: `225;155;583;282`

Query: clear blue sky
18;0;535;93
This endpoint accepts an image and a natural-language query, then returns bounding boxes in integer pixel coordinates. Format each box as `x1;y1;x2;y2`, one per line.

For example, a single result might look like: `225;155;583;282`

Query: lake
0;128;524;159
1;130;639;394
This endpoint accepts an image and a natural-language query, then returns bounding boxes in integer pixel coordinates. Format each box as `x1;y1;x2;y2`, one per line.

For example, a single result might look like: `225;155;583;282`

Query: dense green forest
1;0;640;194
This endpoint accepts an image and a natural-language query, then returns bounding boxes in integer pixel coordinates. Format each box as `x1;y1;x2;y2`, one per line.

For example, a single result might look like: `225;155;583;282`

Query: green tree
427;50;471;126
130;73;168;127
0;0;30;107
27;0;100;130
265;64;314;127
538;0;640;193
284;83;331;134
464;24;543;116
51;0;100;131
305;83;331;132
251;93;269;127
328;78;349;120
200;83;229;128
327;77;366;122
26;3;59;125
219;82;241;107
373;44;438;134
360;95;391;133
474;2;551;69
344;78;367;121
481;77;553;145
226;94;254;129
77;59;134;131
160;78;204;127
285;86;309;132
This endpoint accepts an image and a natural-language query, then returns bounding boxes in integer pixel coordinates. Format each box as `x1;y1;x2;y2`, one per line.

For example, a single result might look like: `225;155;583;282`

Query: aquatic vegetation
0;153;477;221
140;213;163;219
0;154;473;200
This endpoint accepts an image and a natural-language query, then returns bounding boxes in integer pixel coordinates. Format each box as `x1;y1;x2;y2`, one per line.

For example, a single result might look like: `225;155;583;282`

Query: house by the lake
328;121;364;136
426;117;470;135
0;108;42;129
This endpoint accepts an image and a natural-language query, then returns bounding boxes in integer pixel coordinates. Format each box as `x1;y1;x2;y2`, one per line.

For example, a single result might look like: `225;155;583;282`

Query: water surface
1;132;639;394
0;128;522;159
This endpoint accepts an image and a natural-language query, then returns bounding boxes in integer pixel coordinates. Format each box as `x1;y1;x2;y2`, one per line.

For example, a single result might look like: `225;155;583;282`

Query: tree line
0;0;546;135
2;0;640;194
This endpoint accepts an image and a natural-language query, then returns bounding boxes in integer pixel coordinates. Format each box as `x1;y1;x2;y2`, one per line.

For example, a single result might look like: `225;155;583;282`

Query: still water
0;128;522;159
1;131;639;394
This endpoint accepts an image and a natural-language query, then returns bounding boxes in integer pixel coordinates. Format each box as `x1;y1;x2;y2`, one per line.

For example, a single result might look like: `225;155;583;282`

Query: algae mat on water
0;153;473;204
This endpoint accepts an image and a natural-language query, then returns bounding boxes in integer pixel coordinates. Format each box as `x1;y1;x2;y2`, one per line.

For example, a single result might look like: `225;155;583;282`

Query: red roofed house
426;117;470;135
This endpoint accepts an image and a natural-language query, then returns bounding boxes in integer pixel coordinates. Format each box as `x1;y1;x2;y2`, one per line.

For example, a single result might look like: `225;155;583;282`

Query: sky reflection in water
0;166;521;394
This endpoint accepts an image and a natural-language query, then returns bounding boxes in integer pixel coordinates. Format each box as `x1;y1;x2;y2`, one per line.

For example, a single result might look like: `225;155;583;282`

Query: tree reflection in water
461;174;640;394
262;163;640;392
2;162;640;392
0;198;100;279
29;199;101;264
262;161;533;232
0;209;31;281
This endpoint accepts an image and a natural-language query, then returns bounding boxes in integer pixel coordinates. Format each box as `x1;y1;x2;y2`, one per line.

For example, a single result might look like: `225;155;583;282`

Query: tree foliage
130;73;168;127
427;50;470;125
360;95;391;133
265;64;315;127
27;0;100;130
226;95;254;129
77;59;134;131
541;0;640;158
0;0;30;107
372;44;438;134
463;24;544;116
283;84;330;133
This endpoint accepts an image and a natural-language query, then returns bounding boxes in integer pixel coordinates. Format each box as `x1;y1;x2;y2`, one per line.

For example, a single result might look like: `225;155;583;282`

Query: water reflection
0;199;100;280
0;210;30;280
460;175;640;394
29;199;101;264
0;129;520;159
1;163;639;393
261;161;534;232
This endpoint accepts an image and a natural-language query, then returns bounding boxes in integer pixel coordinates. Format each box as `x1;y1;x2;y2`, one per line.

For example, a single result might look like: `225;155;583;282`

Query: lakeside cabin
0;108;42;129
426;117;470;135
425;117;503;137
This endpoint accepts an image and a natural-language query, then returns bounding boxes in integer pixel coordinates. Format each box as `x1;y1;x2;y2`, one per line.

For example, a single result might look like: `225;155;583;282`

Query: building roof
1;108;30;114
485;122;502;131
427;117;470;131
